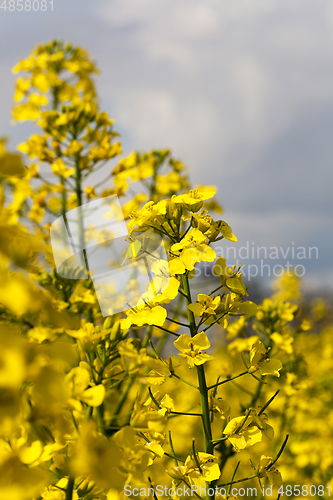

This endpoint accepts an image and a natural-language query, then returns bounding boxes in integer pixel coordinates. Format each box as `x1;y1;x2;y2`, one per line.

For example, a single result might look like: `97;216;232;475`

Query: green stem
50;86;66;218
155;332;169;354
155;293;184;354
208;284;224;296
258;389;280;416
109;327;156;433
142;326;152;348
211;436;228;444
248;339;274;409
166;317;189;328
207;371;248;391
267;434;289;470
231;380;254;396
181;273;197;335
217;474;257;488
170;371;199;390
182;273;214;500
95;404;106;435
183;479;203;500
65;477;75;500
74;153;89;273
171;411;202;417
52;86;59;110
61;177;66;218
109;375;134;429
168;431;180;466
164;451;185;463
197;364;214;454
250;379;263;408
201;311;228;333
147;477;159;500
227;461;240;498
151;324;180;337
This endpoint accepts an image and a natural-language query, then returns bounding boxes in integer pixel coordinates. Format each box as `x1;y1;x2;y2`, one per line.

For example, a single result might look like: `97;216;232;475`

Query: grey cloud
0;0;332;289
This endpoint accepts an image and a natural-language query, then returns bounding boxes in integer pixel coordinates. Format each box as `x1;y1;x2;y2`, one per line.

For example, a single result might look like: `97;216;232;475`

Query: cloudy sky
1;0;333;291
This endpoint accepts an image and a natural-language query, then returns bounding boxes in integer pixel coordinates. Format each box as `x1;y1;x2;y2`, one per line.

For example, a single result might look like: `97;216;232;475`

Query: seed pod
103;316;113;331
110;321;121;342
77;478;95;497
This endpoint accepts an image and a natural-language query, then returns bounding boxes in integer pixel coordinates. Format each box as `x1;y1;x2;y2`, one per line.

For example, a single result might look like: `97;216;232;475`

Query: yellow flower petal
19;441;43;464
81;384;106;407
259;358;283;377
187;303;205;316
13;103;40;121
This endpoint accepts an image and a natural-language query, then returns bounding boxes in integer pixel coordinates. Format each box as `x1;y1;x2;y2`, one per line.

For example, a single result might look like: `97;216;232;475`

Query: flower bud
110;321;121;342
184;200;203;212
103;316;113;330
206;221;222;242
77;478;95;497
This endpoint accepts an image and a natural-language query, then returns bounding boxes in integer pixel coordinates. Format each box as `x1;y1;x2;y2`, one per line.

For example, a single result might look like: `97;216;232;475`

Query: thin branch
168;431;179;466
227;461;241;498
170;371;199;390
234;409;251;435
201;311;228;332
211;436;228;444
208;283;224;296
207;371;248;391
258;389;280;416
65;477;75;500
148;477;159;500
166;317;189;328
266;434;289;470
94;172;112;188
192;440;203;473
37;173;58;187
171;411;202;417
151;324;180;337
217;474;258;488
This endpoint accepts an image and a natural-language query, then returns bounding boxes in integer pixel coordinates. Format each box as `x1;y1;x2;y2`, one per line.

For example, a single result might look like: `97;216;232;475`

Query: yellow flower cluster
0;39;332;500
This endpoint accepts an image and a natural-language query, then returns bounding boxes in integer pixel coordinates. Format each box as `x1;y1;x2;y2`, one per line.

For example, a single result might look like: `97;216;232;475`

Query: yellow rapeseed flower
174;332;213;368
